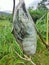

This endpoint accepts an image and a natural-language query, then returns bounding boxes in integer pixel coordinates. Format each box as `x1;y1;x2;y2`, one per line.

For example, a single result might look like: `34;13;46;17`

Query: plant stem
46;12;49;44
14;50;36;65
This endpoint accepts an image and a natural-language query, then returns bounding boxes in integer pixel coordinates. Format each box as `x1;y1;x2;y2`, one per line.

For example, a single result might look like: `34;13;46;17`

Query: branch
14;50;36;65
35;27;49;50
13;0;15;15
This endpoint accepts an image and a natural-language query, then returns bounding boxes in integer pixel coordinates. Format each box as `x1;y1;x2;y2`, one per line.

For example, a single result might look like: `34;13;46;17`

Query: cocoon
12;0;37;55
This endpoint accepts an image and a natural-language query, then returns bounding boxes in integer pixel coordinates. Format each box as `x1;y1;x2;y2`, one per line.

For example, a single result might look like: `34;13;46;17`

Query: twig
14;50;36;65
24;55;36;65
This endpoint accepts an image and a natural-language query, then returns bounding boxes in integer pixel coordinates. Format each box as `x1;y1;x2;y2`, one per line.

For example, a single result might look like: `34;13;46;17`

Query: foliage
0;4;49;64
0;15;49;65
29;9;47;22
37;0;48;10
0;14;12;22
36;13;49;42
0;21;24;65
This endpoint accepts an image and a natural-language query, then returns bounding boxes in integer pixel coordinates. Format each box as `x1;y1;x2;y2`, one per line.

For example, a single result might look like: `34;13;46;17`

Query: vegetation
0;19;49;65
0;0;49;65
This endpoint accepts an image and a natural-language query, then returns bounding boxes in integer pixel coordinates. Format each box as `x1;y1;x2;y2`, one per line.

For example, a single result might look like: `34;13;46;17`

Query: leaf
15;60;25;65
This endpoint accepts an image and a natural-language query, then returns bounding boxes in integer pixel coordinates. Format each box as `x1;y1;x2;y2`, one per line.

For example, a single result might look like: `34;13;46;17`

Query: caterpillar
12;0;37;55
